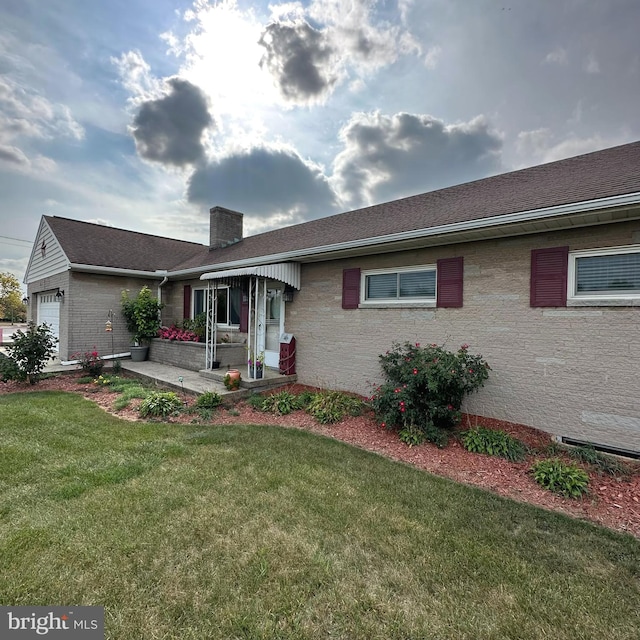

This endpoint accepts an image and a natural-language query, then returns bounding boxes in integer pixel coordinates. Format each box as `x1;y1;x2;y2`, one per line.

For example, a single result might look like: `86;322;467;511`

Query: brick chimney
209;206;243;249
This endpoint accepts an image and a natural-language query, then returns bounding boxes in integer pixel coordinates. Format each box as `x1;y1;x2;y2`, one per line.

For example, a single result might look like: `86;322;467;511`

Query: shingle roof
46;141;640;275
172;140;640;271
45;216;205;271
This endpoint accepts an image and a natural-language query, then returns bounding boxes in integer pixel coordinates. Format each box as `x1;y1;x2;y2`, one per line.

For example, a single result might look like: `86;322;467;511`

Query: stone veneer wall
149;339;246;371
285;220;640;453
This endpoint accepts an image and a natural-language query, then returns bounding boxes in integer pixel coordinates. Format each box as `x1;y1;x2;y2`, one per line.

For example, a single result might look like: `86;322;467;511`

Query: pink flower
415;342;420;347
413;368;418;375
400;407;405;412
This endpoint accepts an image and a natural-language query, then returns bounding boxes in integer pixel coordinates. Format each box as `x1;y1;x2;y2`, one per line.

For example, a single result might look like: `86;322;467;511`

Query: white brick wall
286;220;640;452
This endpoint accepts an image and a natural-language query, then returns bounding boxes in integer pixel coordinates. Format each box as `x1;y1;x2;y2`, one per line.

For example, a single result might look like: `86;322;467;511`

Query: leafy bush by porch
370;342;490;446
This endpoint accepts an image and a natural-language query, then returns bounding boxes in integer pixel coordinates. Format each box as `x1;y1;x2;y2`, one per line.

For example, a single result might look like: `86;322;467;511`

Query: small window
362;266;436;304
569;246;640;300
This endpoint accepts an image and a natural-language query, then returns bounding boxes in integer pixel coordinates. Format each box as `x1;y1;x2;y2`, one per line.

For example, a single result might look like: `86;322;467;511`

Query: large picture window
362;266;436;304
192;287;241;325
569;246;640;300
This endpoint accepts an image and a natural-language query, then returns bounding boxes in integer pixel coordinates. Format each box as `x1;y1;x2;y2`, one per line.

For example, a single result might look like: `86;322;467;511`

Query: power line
0;235;33;247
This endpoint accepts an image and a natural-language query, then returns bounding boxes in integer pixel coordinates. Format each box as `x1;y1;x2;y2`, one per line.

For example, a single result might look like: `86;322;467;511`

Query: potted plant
121;286;163;361
248;350;265;379
224;369;241;390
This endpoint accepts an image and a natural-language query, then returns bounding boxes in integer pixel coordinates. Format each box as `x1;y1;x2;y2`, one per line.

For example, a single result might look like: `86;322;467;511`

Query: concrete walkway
41;358;294;397
121;361;230;396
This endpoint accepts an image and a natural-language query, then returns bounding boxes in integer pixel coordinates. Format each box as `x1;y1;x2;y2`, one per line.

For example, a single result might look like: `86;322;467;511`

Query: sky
1;0;639;286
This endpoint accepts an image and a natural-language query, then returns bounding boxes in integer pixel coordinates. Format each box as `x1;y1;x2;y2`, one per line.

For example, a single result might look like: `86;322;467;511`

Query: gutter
168;191;640;276
70;264;169;278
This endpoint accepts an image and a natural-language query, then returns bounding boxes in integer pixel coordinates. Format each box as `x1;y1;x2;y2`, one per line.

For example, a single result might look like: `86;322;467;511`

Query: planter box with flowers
150;329;247;372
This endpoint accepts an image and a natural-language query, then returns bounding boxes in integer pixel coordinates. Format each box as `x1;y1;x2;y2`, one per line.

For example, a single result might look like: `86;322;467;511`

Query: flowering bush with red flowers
370;342;490;447
158;326;200;342
71;347;104;378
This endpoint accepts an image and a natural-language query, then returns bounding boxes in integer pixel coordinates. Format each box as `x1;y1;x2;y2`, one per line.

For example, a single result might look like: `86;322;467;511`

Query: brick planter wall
149;339;246;371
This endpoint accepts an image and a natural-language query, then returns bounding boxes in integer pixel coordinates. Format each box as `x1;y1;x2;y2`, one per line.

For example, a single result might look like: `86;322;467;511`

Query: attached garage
37;291;60;345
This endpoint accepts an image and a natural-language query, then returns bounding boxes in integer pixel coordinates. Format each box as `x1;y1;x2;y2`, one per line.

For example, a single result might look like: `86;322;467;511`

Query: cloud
516;129;623;165
0;145;30;167
131;77;213;167
187;145;337;225
111;50;161;101
0;76;84;145
332;112;503;207
258;0;421;105
584;53;600;74
259;20;340;105
544;48;568;65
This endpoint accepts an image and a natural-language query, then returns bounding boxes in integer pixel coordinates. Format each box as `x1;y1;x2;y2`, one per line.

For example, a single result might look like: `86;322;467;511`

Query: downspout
157;276;168;324
157;276;168;302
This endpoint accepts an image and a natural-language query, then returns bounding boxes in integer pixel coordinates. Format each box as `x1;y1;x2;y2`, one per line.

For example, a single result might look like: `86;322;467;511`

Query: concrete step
199;365;297;392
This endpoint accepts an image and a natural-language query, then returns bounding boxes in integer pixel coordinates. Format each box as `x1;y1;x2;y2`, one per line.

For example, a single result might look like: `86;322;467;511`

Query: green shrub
399;425;426;447
121;286;163;345
246;393;267;411
181;313;207;339
461;427;527;462
566;445;630;477
306;391;363;424
531;458;589;498
196;391;222;410
262;390;300;415
139;392;183;418
0;321;58;384
370;342;490;446
295;390;315;409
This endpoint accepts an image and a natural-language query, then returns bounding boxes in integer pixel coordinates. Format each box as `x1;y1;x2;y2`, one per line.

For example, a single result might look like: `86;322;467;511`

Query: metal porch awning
200;262;300;289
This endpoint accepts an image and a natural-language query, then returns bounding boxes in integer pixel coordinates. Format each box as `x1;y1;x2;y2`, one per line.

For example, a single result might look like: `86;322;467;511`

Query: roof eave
70;264;169;278
166;192;640;276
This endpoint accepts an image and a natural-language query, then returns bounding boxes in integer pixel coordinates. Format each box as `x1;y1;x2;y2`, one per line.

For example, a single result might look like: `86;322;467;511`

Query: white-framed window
192;286;241;325
361;265;436;305
568;245;640;301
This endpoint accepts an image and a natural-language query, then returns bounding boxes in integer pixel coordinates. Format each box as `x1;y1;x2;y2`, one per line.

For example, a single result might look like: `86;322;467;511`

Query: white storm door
264;286;284;368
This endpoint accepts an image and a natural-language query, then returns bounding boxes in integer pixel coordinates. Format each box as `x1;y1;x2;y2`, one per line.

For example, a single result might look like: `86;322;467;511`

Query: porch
122;360;296;396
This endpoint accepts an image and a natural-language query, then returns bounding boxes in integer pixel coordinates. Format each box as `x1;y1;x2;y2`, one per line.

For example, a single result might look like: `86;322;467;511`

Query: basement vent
559;437;640;461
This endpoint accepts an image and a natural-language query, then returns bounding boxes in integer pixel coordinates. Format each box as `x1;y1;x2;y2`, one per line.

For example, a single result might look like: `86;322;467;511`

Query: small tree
370;342;490;446
0;272;26;323
121;286;163;345
0;322;58;384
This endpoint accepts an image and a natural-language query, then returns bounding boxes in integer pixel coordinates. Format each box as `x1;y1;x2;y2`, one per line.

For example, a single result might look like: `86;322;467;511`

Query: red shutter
342;268;361;309
436;257;463;308
530;247;568;307
183;285;191;319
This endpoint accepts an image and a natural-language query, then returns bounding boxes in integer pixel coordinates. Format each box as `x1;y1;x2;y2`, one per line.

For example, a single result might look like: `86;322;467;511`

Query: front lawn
1;392;639;639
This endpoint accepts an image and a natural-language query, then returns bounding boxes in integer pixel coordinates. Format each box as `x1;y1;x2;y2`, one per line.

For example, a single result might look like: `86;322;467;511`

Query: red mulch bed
2;373;639;538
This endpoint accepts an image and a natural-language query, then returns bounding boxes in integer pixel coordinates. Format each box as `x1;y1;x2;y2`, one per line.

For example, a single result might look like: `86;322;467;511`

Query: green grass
1;392;639;640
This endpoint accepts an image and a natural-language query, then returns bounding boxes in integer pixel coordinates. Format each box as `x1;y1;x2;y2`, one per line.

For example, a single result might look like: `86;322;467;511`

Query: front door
264;286;284;368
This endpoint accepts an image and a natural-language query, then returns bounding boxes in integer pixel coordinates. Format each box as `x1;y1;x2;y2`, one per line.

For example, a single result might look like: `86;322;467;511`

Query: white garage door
37;292;60;343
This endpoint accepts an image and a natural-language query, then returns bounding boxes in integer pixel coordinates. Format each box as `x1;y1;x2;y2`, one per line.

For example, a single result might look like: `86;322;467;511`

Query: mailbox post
279;333;296;375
